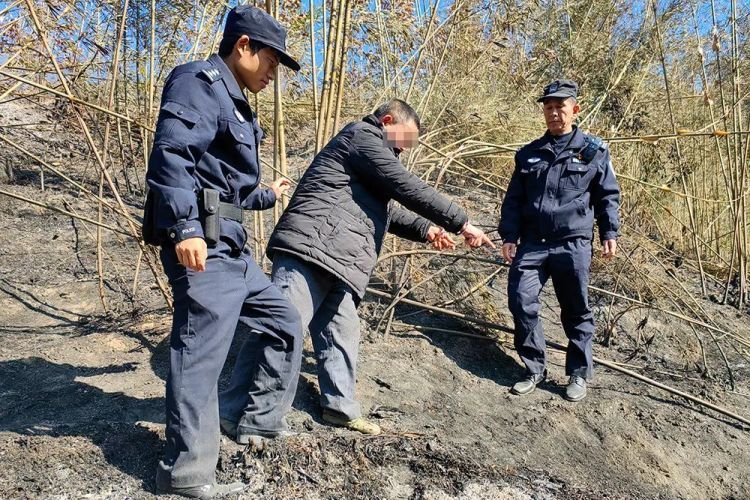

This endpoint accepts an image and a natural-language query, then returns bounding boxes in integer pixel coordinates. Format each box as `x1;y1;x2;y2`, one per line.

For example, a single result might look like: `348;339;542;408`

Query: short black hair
373;99;421;131
218;34;270;58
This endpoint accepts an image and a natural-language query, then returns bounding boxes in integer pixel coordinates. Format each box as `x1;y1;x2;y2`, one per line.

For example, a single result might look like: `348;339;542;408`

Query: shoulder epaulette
200;67;222;83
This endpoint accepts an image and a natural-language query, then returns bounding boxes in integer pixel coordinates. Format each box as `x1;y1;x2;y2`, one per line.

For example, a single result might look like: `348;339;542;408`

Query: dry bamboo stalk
316;0;339;150
23;0;172;308
147;0;156;125
415;24;453;117
0;133;127;216
309;0;320;132
320;0;346;145
331;0;352;134
94;0;130;313
132;248;143;297
0;188;130;236
373;0;389;89
96;173;108;312
376;248;750;347
374;0;467;105
0;69;154;131
405;0;440;103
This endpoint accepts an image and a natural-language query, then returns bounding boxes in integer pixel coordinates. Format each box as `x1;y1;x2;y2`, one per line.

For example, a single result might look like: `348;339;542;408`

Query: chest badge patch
234;108;246;123
527;157;541;164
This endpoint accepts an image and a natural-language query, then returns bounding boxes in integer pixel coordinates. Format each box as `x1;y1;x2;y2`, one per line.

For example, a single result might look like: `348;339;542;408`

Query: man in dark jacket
145;6;302;498
499;79;620;402
255;99;493;434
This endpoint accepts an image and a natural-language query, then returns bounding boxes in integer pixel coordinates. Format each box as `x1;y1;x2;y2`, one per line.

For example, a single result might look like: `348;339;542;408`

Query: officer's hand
175;237;208;272
271;178;291;199
602;239;617;260
461;223;496;249
427;226;456;250
502;242;517;263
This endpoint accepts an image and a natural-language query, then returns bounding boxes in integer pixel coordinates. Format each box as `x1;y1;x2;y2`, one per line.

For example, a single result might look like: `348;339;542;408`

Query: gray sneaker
565;376;587;402
221;417;294;446
510;370;547;395
157;481;247;499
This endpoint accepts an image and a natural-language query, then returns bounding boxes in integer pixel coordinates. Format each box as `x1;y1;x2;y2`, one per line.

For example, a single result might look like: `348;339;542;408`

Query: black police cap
224;5;300;72
537;79;578;102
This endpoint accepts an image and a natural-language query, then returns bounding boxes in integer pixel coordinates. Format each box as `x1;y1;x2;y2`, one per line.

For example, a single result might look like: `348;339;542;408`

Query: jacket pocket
226;120;260;172
559;161;595;191
155;101;201;145
161;101;201;125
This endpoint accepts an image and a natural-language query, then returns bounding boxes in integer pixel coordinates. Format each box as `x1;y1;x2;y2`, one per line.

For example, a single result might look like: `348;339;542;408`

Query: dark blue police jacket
146;54;275;250
499;126;620;244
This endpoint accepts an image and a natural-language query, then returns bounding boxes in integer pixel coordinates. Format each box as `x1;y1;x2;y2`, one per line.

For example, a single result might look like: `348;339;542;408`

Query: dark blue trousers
156;241;302;489
507;238;594;379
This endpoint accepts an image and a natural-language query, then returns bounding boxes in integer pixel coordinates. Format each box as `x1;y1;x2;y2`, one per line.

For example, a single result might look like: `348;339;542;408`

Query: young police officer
145;6;302;498
499;80;621;402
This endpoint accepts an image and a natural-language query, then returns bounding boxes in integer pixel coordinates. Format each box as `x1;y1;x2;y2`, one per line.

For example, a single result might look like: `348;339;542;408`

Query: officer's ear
235;35;252;55
571;99;581;115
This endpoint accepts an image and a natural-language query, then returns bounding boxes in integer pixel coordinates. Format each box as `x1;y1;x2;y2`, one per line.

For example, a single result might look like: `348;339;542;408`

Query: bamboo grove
1;0;749;381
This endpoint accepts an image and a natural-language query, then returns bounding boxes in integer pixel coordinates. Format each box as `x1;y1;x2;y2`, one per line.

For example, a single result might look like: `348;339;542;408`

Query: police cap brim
537;91;577;102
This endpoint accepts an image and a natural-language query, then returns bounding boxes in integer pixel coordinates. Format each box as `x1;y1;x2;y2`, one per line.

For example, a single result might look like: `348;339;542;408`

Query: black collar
362;114;402;156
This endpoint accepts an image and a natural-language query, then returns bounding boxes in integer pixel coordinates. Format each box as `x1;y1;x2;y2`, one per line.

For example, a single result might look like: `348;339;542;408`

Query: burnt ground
1;100;749;499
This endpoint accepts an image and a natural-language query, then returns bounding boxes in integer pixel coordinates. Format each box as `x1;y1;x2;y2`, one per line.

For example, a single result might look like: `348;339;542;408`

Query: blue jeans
507;238;594;379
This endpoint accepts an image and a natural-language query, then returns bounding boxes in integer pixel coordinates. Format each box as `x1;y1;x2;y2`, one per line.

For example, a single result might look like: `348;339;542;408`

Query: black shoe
510;370;547;395
157;481;247;499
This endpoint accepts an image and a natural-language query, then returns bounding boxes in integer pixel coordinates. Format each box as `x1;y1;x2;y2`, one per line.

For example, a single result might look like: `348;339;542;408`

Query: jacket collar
362;114;402;156
363;114;382;133
534;125;585;158
208;54;250;106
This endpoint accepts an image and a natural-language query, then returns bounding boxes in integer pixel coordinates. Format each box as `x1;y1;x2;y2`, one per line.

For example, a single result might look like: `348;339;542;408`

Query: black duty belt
212;201;244;223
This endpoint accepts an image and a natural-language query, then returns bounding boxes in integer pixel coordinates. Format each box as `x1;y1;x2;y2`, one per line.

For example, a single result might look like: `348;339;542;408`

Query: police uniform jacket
499;126;620;244
146;54;275;250
267;115;469;299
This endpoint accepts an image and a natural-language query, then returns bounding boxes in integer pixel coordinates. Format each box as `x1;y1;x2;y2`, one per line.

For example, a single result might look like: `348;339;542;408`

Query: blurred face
381;114;420;154
233;36;279;93
542;97;580;135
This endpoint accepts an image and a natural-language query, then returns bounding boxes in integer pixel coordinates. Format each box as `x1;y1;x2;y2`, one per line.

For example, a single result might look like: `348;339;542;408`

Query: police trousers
156;241;302;489
507;238;594;379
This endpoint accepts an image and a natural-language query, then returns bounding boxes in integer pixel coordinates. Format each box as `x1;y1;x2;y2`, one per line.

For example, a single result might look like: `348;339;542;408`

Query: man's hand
427;226;456;250
271;178;291;199
502;242;517;263
175;237;208;272
602;239;617;260
461;223;496;249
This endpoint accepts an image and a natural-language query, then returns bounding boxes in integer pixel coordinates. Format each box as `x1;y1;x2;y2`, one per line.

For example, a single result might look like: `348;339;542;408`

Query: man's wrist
168;220;205;244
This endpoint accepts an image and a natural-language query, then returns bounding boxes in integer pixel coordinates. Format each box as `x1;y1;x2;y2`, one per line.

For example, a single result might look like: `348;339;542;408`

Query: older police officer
145;6;302;498
499;79;620;402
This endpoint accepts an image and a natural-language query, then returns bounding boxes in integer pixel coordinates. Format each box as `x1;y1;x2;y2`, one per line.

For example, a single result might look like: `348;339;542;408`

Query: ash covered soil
0;101;749;499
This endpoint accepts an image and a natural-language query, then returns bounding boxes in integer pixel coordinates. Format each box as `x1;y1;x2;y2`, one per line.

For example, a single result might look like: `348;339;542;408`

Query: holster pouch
199;188;221;247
